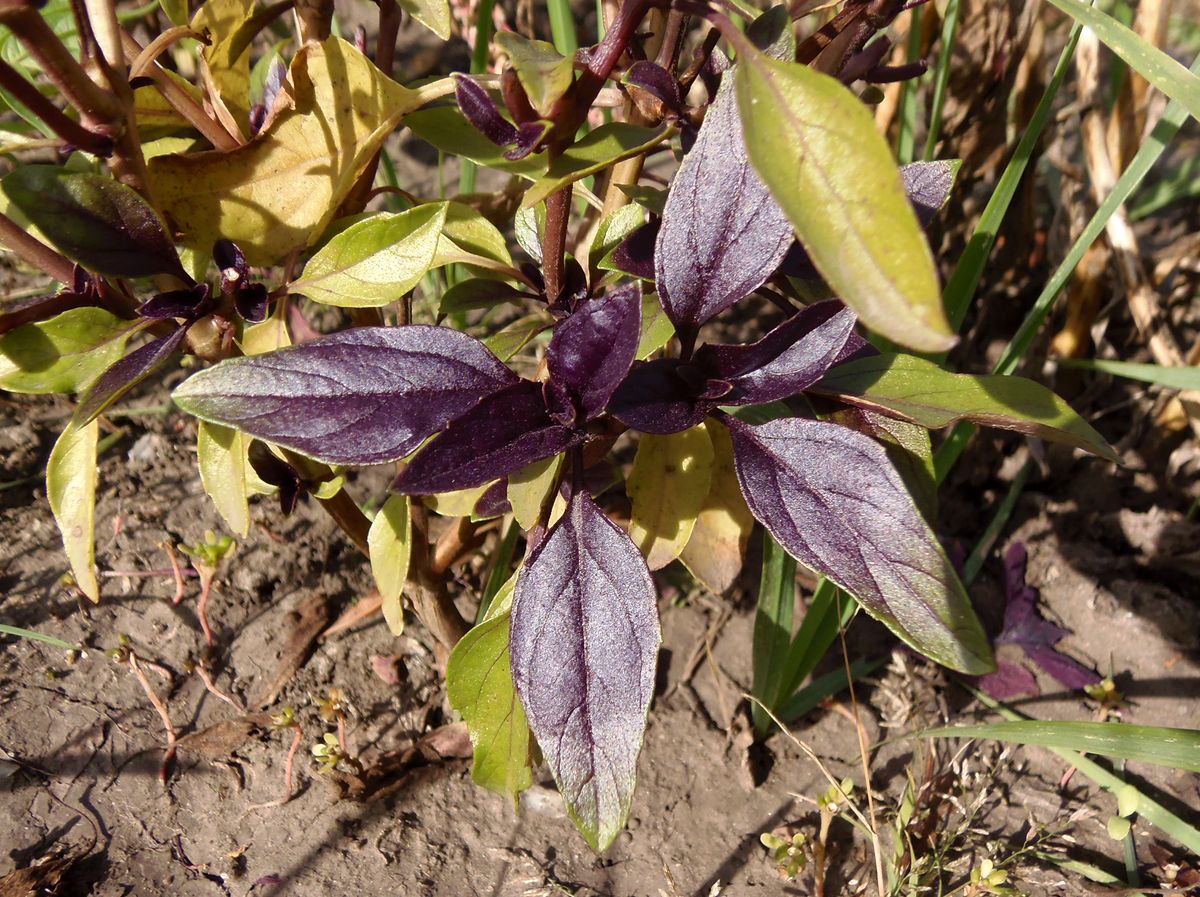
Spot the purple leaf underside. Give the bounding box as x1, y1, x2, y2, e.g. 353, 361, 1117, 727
546, 285, 642, 421
612, 221, 658, 279
505, 122, 550, 160
625, 61, 683, 116
510, 489, 660, 851
695, 301, 857, 405
901, 160, 958, 227
724, 415, 994, 674
392, 381, 583, 495
171, 326, 517, 466
455, 75, 519, 146
78, 324, 189, 422
655, 79, 793, 330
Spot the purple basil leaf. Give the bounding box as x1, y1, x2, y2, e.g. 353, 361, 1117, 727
503, 121, 550, 160
976, 661, 1040, 701
172, 326, 518, 466
77, 324, 189, 423
213, 239, 248, 278
474, 479, 512, 519
248, 440, 303, 515
392, 381, 583, 495
624, 61, 683, 116
611, 220, 658, 280
260, 58, 286, 116
234, 282, 270, 322
655, 79, 793, 330
979, 542, 1099, 695
607, 358, 720, 435
546, 285, 642, 420
510, 488, 660, 851
693, 301, 857, 405
722, 414, 994, 674
455, 75, 520, 147
139, 283, 212, 320
901, 160, 960, 228
1, 166, 187, 280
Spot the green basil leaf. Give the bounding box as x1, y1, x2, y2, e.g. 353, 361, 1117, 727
735, 54, 954, 352
814, 354, 1120, 462
0, 307, 131, 394
291, 203, 448, 307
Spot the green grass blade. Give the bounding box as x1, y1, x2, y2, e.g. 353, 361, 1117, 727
1057, 357, 1200, 391
947, 689, 1200, 855
477, 517, 521, 623
921, 720, 1200, 771
777, 579, 859, 705
0, 623, 76, 650
961, 456, 1032, 586
547, 0, 578, 55
895, 6, 924, 164
1046, 0, 1200, 122
934, 51, 1200, 483
940, 20, 1083, 333
1129, 155, 1200, 219
779, 656, 883, 723
921, 0, 961, 161
751, 532, 797, 735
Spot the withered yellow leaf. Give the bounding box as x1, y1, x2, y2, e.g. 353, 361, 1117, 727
191, 0, 255, 128
149, 37, 423, 266
627, 425, 714, 571
680, 421, 755, 594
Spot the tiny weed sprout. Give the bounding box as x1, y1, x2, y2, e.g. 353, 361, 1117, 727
5, 0, 1197, 875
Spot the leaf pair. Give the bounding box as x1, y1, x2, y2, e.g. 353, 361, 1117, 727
393, 285, 642, 494
610, 299, 858, 434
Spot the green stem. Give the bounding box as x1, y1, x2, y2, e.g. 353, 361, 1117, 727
895, 5, 923, 164
547, 0, 579, 55
921, 0, 960, 161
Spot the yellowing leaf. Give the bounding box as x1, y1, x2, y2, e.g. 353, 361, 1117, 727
368, 494, 412, 635
0, 307, 130, 395
735, 54, 955, 353
47, 418, 99, 602
291, 203, 448, 307
399, 0, 451, 39
680, 422, 754, 593
637, 293, 674, 359
240, 311, 292, 355
191, 0, 255, 127
197, 422, 251, 537
149, 37, 424, 266
495, 32, 574, 116
627, 425, 714, 570
425, 481, 495, 518
433, 201, 513, 268
507, 453, 563, 530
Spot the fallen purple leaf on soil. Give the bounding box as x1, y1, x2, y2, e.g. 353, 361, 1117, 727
974, 543, 1100, 699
